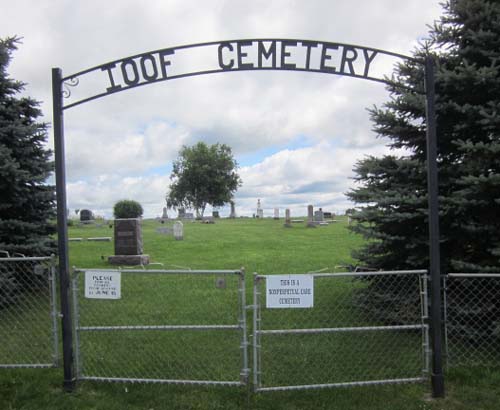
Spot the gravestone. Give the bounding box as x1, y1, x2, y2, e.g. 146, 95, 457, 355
274, 208, 279, 220
161, 207, 168, 219
323, 211, 332, 219
284, 208, 292, 228
256, 199, 264, 218
212, 211, 220, 218
178, 208, 186, 219
156, 227, 173, 235
114, 219, 142, 254
229, 201, 236, 219
307, 205, 316, 228
109, 218, 149, 265
314, 208, 324, 222
184, 212, 194, 220
80, 209, 94, 222
173, 221, 184, 240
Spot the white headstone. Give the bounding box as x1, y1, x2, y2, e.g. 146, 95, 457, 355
173, 221, 184, 240
274, 208, 279, 219
257, 199, 263, 218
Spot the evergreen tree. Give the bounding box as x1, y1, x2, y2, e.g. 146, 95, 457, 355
347, 0, 500, 340
0, 37, 56, 256
348, 0, 500, 275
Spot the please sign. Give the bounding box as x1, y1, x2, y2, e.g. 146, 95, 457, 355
85, 271, 121, 299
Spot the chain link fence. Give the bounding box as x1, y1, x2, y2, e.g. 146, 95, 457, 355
444, 273, 500, 368
0, 256, 59, 368
4, 254, 499, 390
252, 270, 429, 391
72, 268, 248, 385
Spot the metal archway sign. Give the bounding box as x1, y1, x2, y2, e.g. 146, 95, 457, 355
52, 38, 444, 396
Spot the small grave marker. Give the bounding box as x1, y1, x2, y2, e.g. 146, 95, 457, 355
307, 205, 316, 228
156, 227, 173, 235
284, 208, 292, 228
173, 221, 184, 240
229, 201, 236, 219
314, 208, 324, 222
274, 208, 279, 220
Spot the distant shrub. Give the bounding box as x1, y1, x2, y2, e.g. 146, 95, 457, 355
113, 200, 143, 219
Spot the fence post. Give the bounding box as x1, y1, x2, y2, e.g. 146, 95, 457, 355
49, 255, 60, 367
442, 275, 449, 369
239, 268, 249, 384
52, 67, 75, 391
252, 273, 260, 390
424, 55, 445, 398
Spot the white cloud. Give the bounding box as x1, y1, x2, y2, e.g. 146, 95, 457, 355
232, 142, 394, 217
68, 174, 171, 218
1, 0, 443, 217
65, 120, 191, 180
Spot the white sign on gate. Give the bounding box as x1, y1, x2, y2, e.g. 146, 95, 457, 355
85, 271, 121, 299
266, 274, 314, 308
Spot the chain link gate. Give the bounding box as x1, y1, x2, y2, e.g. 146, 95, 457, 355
72, 268, 248, 385
444, 273, 500, 368
0, 256, 59, 368
252, 270, 429, 391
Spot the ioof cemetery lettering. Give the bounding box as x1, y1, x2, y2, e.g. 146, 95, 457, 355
100, 40, 379, 97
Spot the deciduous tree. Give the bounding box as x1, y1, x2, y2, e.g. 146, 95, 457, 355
166, 142, 241, 218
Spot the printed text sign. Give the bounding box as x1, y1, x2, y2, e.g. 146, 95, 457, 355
266, 274, 314, 308
85, 271, 121, 299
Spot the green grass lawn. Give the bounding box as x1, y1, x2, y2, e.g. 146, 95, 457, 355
67, 216, 362, 272
1, 217, 499, 409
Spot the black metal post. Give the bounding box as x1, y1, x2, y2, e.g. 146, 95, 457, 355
424, 56, 445, 398
52, 68, 75, 391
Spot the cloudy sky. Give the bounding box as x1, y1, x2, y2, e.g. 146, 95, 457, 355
1, 0, 442, 218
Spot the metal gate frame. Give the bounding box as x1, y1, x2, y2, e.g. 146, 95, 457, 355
72, 268, 249, 386
0, 256, 59, 369
252, 270, 430, 392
